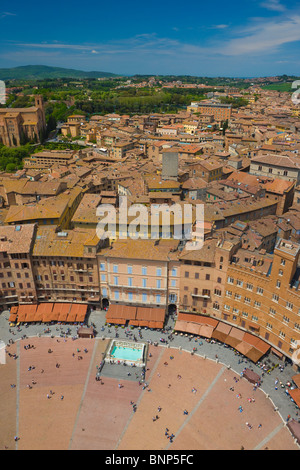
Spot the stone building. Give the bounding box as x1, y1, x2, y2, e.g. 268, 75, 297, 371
0, 95, 46, 146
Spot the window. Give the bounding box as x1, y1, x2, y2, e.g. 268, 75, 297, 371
171, 268, 177, 277
171, 279, 176, 287
156, 267, 162, 276
185, 271, 189, 278
142, 292, 147, 302
246, 283, 253, 291
269, 307, 276, 316
128, 277, 133, 287
281, 259, 285, 266
113, 265, 118, 273
142, 266, 147, 275
101, 274, 106, 282
156, 294, 161, 304
114, 290, 120, 300
244, 297, 251, 304
142, 278, 147, 288
276, 280, 281, 289
237, 280, 243, 287
127, 265, 133, 274
113, 276, 118, 286
227, 276, 234, 284
205, 274, 210, 280
156, 279, 161, 289
254, 301, 261, 308
286, 302, 293, 311
257, 287, 264, 295
102, 287, 107, 297
226, 290, 232, 297
272, 294, 279, 303
128, 292, 133, 301
100, 262, 105, 271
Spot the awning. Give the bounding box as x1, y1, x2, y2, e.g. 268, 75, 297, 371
246, 348, 266, 363
235, 342, 253, 356
241, 333, 270, 362
148, 321, 164, 329
17, 304, 31, 323
57, 303, 72, 322
75, 304, 88, 323
288, 389, 300, 408
224, 327, 245, 348
174, 320, 188, 332
122, 305, 137, 321
43, 303, 54, 322
199, 325, 214, 338
254, 338, 270, 355
51, 303, 64, 322
271, 347, 284, 359
243, 332, 261, 347
8, 306, 18, 322
24, 304, 38, 322
67, 303, 80, 322
135, 306, 166, 328
292, 374, 300, 388
106, 304, 137, 325
178, 312, 218, 328
108, 318, 126, 325
34, 303, 54, 322
186, 322, 201, 335
212, 322, 232, 342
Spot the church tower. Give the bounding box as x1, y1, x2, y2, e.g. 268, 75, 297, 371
35, 95, 46, 130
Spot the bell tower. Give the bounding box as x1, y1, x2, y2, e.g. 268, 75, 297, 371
35, 94, 46, 130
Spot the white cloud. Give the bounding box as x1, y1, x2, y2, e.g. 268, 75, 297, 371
260, 0, 286, 12
221, 14, 300, 55
0, 11, 16, 19
212, 24, 229, 29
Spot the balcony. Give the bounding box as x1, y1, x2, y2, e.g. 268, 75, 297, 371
109, 283, 167, 291
191, 292, 211, 299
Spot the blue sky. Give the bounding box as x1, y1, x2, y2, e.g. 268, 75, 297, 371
0, 0, 300, 76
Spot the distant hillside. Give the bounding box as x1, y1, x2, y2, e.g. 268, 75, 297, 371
0, 65, 119, 80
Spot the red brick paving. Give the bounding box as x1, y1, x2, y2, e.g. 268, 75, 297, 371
0, 338, 298, 450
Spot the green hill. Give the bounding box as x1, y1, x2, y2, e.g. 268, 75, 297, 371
0, 65, 119, 80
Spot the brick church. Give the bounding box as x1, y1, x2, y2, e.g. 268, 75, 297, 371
0, 95, 46, 147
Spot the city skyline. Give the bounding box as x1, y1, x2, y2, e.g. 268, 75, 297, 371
0, 0, 300, 77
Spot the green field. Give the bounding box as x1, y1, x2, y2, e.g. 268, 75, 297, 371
262, 82, 294, 92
